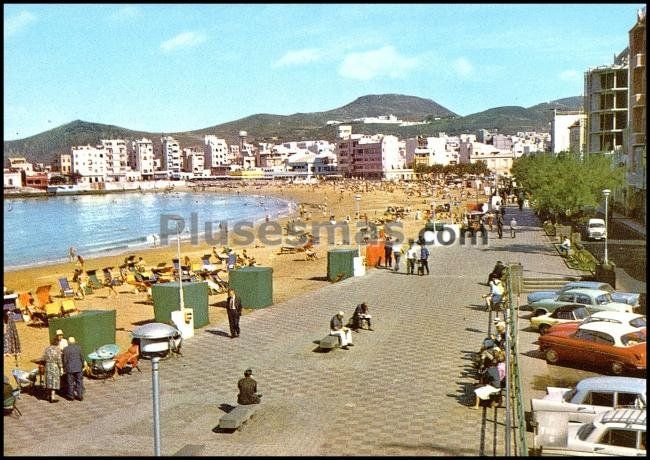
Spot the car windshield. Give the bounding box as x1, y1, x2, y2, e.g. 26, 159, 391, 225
630, 317, 646, 328
574, 307, 591, 319
577, 422, 596, 441
621, 330, 646, 346
589, 222, 605, 228
595, 293, 612, 305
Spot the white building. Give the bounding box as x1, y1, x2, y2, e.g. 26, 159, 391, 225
551, 110, 587, 153
203, 135, 229, 169
161, 136, 181, 176
5, 157, 33, 175
71, 145, 108, 183
182, 148, 205, 175
100, 139, 130, 179
3, 169, 23, 188
128, 138, 155, 178
459, 141, 515, 176
335, 127, 403, 179
405, 135, 459, 167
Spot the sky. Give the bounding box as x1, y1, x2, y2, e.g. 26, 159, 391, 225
4, 3, 645, 141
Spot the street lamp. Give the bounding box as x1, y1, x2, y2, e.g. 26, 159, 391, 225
602, 189, 611, 265
354, 194, 361, 255
132, 322, 179, 456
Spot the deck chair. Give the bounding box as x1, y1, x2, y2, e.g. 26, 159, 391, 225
35, 285, 53, 308
58, 277, 75, 297
11, 368, 38, 397
86, 270, 104, 290
172, 259, 192, 282
45, 300, 63, 319
61, 299, 78, 316
3, 386, 21, 417
124, 272, 150, 293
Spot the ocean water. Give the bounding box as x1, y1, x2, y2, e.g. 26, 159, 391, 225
3, 191, 294, 270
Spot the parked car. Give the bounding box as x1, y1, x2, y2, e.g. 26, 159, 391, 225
586, 218, 607, 240
581, 311, 646, 330
530, 304, 592, 334
529, 288, 637, 317
538, 321, 646, 375
531, 376, 646, 428
535, 408, 646, 456
526, 281, 640, 307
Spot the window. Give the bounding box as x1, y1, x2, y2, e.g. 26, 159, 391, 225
575, 295, 592, 305
585, 391, 615, 406
616, 392, 640, 408
558, 294, 574, 302
600, 428, 638, 448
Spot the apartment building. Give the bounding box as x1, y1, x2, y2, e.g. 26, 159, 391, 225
405, 135, 459, 167
568, 120, 587, 156
551, 110, 587, 153
53, 153, 72, 175
182, 148, 205, 175
5, 157, 34, 174
584, 49, 629, 154
459, 141, 514, 176
71, 145, 107, 183
627, 6, 646, 223
203, 135, 229, 169
160, 136, 181, 176
100, 139, 129, 179
335, 126, 403, 179
128, 138, 155, 178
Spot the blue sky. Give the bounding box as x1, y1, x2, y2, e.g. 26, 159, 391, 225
4, 3, 645, 140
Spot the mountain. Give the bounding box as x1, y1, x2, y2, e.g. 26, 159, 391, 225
3, 94, 579, 166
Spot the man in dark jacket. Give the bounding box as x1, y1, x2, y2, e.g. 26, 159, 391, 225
62, 336, 85, 401
237, 368, 261, 405
226, 288, 243, 338
383, 236, 393, 269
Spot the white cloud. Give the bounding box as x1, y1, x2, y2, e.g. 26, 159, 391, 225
338, 46, 419, 80
274, 48, 324, 67
452, 57, 474, 78
160, 31, 207, 52
4, 11, 36, 37
109, 6, 141, 21
559, 69, 579, 81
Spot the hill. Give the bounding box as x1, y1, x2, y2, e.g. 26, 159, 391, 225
3, 94, 580, 166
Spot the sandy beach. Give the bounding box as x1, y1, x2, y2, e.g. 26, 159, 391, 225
3, 180, 476, 378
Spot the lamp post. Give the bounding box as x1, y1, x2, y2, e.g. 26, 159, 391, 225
602, 189, 611, 265
354, 194, 361, 255
132, 323, 178, 456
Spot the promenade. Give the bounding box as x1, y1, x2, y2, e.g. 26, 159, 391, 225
4, 205, 635, 456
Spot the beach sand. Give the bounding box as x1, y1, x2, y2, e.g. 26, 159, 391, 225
3, 180, 476, 377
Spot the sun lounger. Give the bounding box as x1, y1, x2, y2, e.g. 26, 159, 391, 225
44, 300, 63, 319
61, 299, 78, 316
58, 277, 75, 297
35, 285, 53, 308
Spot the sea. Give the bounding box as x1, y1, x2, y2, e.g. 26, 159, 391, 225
3, 191, 295, 270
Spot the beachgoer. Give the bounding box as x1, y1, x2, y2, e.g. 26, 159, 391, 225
383, 236, 393, 268
419, 244, 430, 275
392, 239, 404, 272
509, 217, 517, 238
226, 288, 242, 338
559, 237, 571, 257
237, 368, 261, 405
55, 329, 69, 351
115, 339, 139, 375
41, 337, 63, 403
406, 241, 420, 275
62, 337, 85, 401
68, 246, 77, 262
330, 311, 353, 349
3, 309, 21, 364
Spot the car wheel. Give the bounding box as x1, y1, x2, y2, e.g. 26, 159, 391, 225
538, 324, 550, 335
545, 349, 559, 364
610, 361, 624, 376
533, 309, 546, 317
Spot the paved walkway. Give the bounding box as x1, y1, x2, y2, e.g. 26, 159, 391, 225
2, 206, 619, 456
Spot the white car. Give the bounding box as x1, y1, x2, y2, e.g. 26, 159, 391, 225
581, 311, 646, 330
587, 218, 607, 240
536, 408, 646, 456
531, 376, 646, 426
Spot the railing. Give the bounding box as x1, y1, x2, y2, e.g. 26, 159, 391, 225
504, 264, 528, 456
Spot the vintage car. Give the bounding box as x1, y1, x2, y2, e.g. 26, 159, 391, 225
586, 218, 607, 241
535, 408, 646, 456
538, 321, 646, 375
581, 311, 646, 330
531, 376, 646, 428
530, 304, 592, 334
526, 281, 640, 307
529, 288, 636, 317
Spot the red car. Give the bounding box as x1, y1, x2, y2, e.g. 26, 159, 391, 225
538, 321, 646, 376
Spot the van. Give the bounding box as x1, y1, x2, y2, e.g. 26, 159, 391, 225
587, 218, 606, 240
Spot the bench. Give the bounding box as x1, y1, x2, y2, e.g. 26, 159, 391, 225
218, 404, 259, 430
319, 334, 340, 350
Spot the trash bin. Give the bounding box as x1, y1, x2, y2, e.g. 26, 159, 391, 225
152, 281, 210, 328
327, 248, 357, 281
228, 266, 273, 309
364, 240, 385, 268
48, 310, 116, 358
